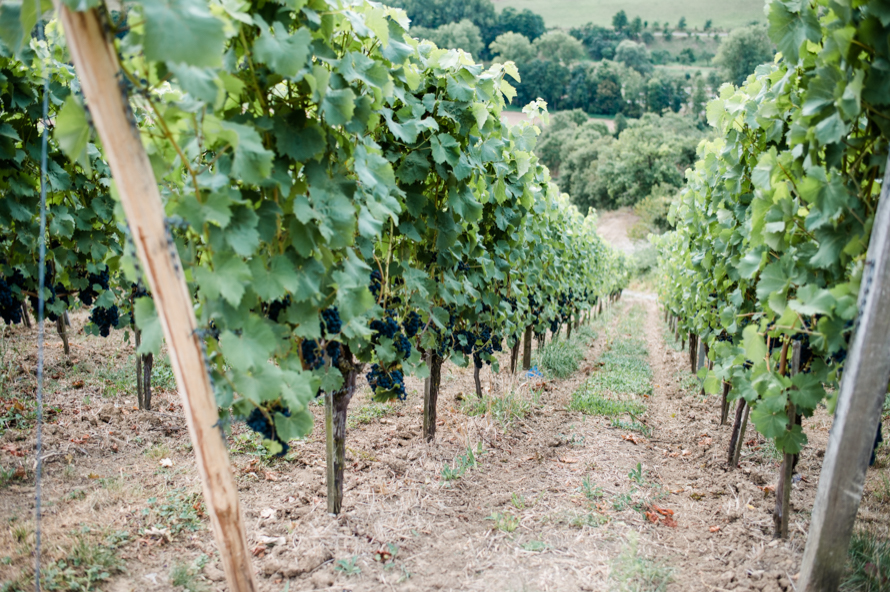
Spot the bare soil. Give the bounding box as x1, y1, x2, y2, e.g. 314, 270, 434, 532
595, 209, 642, 255
2, 296, 889, 592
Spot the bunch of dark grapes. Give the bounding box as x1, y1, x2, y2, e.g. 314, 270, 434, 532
394, 332, 412, 357
456, 261, 470, 273
320, 306, 341, 335
452, 329, 476, 355
369, 270, 382, 299
366, 363, 407, 400
325, 341, 342, 365
370, 315, 399, 341
301, 339, 324, 370
0, 273, 24, 325
550, 320, 560, 334
29, 286, 59, 322
267, 296, 290, 323
80, 268, 110, 306
90, 305, 120, 337
402, 311, 422, 338
244, 404, 291, 456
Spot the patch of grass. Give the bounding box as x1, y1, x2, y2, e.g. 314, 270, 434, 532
570, 384, 646, 418
2, 529, 128, 592
170, 555, 210, 592
534, 338, 585, 379
460, 390, 532, 430
842, 529, 890, 591
573, 325, 598, 345
348, 402, 395, 428
145, 443, 171, 460
151, 356, 177, 391
441, 443, 486, 485
487, 511, 520, 533
611, 533, 673, 592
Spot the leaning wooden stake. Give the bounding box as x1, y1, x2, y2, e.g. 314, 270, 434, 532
799, 154, 890, 591
732, 402, 750, 470
422, 354, 443, 442
56, 8, 257, 592
55, 316, 70, 356
772, 340, 798, 539
522, 325, 533, 371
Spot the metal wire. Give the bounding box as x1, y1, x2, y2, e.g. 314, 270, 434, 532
34, 8, 51, 592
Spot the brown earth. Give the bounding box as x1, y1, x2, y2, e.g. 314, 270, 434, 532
1, 296, 888, 592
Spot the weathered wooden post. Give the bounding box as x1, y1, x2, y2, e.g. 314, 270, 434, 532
56, 7, 257, 591
522, 325, 533, 371
798, 155, 890, 590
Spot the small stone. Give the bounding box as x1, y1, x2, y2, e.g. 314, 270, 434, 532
203, 566, 226, 582
310, 570, 334, 588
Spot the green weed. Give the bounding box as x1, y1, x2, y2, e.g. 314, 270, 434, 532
580, 476, 604, 501
441, 443, 486, 485
141, 489, 204, 536
842, 529, 890, 591
335, 556, 362, 576
520, 540, 549, 552
487, 512, 520, 533
611, 533, 673, 592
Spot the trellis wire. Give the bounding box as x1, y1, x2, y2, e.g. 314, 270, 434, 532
34, 4, 51, 591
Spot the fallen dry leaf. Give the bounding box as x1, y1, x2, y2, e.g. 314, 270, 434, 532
710, 526, 721, 533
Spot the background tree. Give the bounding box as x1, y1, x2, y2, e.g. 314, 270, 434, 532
489, 31, 535, 64
714, 25, 775, 86
612, 10, 629, 32
569, 23, 628, 60
677, 16, 687, 32
382, 0, 498, 45
615, 40, 652, 74
690, 74, 708, 121
515, 59, 571, 109
533, 31, 586, 64
497, 7, 546, 41
629, 17, 643, 37
413, 19, 484, 57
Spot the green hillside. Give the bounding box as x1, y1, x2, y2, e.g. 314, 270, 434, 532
493, 0, 767, 30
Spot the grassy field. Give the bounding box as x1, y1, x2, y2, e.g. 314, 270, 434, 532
493, 0, 767, 30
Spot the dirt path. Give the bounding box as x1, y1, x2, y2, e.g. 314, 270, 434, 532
2, 297, 888, 592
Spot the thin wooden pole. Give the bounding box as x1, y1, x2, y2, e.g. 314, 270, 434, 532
773, 340, 798, 539
56, 316, 70, 356
733, 403, 750, 469
522, 325, 533, 371
423, 354, 442, 442
56, 8, 256, 592
799, 155, 890, 591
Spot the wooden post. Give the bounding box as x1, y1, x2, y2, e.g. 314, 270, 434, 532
799, 155, 890, 591
325, 359, 359, 514
510, 338, 520, 374
720, 381, 731, 425
733, 403, 751, 469
773, 340, 798, 539
566, 316, 572, 340
727, 397, 746, 468
56, 8, 257, 592
473, 364, 483, 397
522, 325, 533, 371
423, 354, 442, 442
56, 316, 70, 356
21, 301, 32, 328
688, 333, 697, 374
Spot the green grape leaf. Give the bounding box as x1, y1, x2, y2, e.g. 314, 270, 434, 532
789, 372, 827, 411
254, 21, 311, 78
134, 297, 164, 355
750, 395, 789, 439
742, 325, 766, 364
275, 410, 313, 442
321, 88, 356, 126
219, 318, 278, 373
767, 0, 821, 64
54, 96, 91, 171
775, 423, 807, 454
788, 284, 835, 316
142, 0, 226, 67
